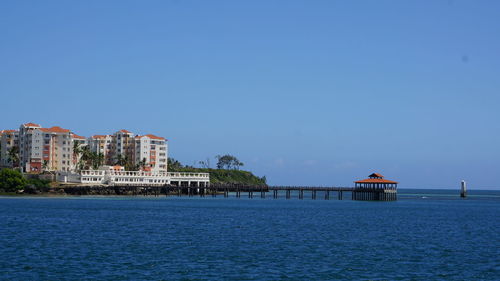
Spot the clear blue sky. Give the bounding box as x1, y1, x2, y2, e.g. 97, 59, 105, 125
1, 1, 499, 189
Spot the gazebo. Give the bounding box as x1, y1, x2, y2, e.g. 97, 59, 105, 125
353, 173, 398, 201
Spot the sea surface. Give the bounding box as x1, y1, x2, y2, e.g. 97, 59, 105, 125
0, 189, 499, 280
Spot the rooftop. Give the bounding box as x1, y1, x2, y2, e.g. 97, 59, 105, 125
71, 133, 86, 140
92, 135, 109, 139
355, 173, 398, 184
39, 126, 71, 133
23, 122, 41, 127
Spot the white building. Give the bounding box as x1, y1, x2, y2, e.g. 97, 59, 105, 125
88, 135, 113, 163
79, 168, 209, 187
135, 134, 168, 173
1, 122, 207, 187
87, 130, 168, 173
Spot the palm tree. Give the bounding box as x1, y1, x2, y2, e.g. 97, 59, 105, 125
8, 146, 20, 169
97, 152, 104, 167
79, 146, 92, 169
90, 152, 104, 170
133, 158, 147, 171
72, 142, 82, 170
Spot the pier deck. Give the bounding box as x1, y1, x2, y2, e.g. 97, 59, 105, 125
62, 184, 397, 201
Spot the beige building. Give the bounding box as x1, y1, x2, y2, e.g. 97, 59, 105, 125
87, 130, 168, 173
88, 135, 113, 164
0, 129, 20, 168
1, 123, 168, 174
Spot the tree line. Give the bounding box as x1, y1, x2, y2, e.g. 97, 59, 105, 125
169, 154, 244, 171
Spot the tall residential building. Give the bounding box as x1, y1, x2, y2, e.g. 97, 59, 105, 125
36, 126, 73, 172
112, 129, 135, 165
0, 129, 20, 168
87, 130, 168, 173
1, 123, 83, 173
135, 134, 168, 172
86, 130, 168, 172
18, 122, 43, 172
1, 123, 168, 173
88, 135, 113, 164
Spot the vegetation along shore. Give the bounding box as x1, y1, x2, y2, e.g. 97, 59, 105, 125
0, 154, 266, 196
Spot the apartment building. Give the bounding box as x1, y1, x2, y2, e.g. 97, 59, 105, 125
1, 123, 168, 174
113, 129, 135, 165
86, 130, 168, 173
18, 122, 45, 172
135, 134, 168, 172
88, 135, 113, 164
0, 129, 20, 167
36, 126, 74, 172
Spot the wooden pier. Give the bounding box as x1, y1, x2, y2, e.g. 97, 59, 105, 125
62, 182, 396, 201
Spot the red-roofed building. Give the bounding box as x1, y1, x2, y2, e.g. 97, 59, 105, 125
87, 130, 167, 172
135, 134, 168, 172
2, 123, 170, 174
353, 173, 398, 201
88, 134, 113, 165
18, 123, 75, 173
23, 122, 41, 128
354, 173, 398, 186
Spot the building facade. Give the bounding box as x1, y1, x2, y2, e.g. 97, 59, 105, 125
1, 123, 168, 174
0, 129, 20, 168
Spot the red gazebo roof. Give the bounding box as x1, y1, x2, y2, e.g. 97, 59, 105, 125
355, 178, 398, 184
355, 173, 398, 184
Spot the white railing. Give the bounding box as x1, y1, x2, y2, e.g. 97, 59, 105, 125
167, 172, 209, 178
78, 170, 210, 185
81, 170, 106, 176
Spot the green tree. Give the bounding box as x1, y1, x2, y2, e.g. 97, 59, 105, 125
115, 154, 126, 166
77, 146, 92, 170
90, 152, 104, 170
72, 141, 82, 170
0, 168, 28, 192
167, 158, 183, 171
216, 154, 244, 170
136, 158, 147, 171
8, 146, 20, 169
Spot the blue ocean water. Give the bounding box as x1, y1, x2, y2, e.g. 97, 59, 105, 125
0, 189, 499, 280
